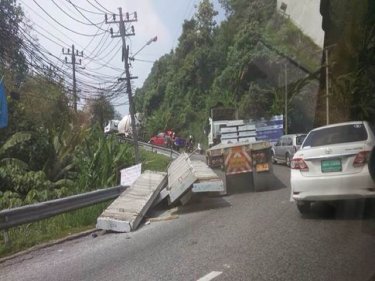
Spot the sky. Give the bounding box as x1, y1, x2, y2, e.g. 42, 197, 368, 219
19, 0, 225, 116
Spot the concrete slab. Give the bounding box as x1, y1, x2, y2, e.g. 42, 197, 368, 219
167, 153, 197, 204
96, 170, 167, 232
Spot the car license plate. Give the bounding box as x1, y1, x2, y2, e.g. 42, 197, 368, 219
256, 163, 269, 172
321, 159, 342, 173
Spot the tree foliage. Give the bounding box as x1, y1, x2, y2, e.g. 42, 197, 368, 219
135, 0, 321, 141
0, 1, 133, 209
0, 0, 28, 85
83, 94, 115, 130
316, 0, 375, 125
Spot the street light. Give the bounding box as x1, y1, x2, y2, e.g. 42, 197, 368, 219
130, 36, 158, 61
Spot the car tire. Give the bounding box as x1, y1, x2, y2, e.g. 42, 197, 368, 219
297, 201, 311, 214
286, 154, 291, 167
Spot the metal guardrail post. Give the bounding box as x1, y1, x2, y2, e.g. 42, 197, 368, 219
2, 229, 10, 246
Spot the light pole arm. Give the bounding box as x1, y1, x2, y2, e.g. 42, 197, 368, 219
130, 36, 157, 60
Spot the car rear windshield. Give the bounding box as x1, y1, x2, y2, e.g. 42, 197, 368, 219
302, 124, 368, 148
296, 135, 306, 145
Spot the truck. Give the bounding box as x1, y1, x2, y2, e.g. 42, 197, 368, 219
115, 113, 142, 137
104, 120, 120, 134
206, 106, 283, 167
206, 140, 273, 192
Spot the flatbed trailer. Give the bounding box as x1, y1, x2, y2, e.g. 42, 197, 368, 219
206, 141, 273, 192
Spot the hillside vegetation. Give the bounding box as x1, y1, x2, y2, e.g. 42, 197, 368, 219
135, 0, 322, 144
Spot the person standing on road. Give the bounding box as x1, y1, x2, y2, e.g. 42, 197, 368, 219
186, 135, 194, 152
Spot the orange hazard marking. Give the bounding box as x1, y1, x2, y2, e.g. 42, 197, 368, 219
224, 147, 252, 175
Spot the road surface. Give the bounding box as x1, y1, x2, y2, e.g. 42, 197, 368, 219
1, 163, 375, 281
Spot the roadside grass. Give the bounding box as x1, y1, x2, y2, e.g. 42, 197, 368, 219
140, 150, 172, 172
0, 201, 111, 258
0, 150, 171, 258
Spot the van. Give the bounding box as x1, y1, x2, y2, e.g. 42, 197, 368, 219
272, 134, 306, 166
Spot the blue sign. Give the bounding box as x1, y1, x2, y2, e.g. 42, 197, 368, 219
256, 115, 283, 144
0, 80, 8, 128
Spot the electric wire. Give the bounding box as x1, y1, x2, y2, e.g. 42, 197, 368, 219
32, 0, 106, 37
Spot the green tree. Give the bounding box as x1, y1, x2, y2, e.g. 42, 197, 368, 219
135, 0, 321, 142
0, 0, 28, 86
20, 75, 71, 132
84, 94, 115, 130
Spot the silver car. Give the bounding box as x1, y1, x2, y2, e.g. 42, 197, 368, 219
272, 134, 307, 166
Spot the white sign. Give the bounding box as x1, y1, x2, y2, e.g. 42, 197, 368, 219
120, 163, 142, 186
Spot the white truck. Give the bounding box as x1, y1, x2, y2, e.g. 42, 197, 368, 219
208, 107, 258, 147
104, 120, 120, 134
104, 114, 141, 136
107, 113, 142, 137
206, 106, 283, 168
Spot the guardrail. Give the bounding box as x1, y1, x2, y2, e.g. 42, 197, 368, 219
0, 185, 127, 231
0, 139, 179, 243
120, 137, 180, 159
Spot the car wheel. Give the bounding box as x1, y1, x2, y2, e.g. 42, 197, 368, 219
297, 201, 311, 214
285, 154, 291, 167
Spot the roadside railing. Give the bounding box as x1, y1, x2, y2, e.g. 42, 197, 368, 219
119, 137, 181, 159
0, 140, 180, 244
0, 185, 128, 232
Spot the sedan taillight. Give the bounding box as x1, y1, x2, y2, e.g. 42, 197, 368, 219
353, 151, 370, 167
291, 158, 309, 171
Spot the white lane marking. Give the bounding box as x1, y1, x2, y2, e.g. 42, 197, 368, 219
197, 271, 223, 281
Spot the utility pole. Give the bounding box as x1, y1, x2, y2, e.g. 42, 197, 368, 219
284, 63, 288, 134
325, 47, 330, 125
63, 45, 83, 112
322, 44, 336, 125
106, 9, 140, 163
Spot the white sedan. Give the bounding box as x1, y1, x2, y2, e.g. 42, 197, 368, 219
290, 121, 375, 214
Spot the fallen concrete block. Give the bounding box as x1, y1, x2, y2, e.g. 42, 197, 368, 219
96, 170, 167, 232
167, 153, 197, 204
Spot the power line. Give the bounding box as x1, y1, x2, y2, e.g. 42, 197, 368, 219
19, 0, 87, 48
81, 21, 108, 52
32, 0, 106, 37
64, 0, 104, 15
86, 0, 112, 14
50, 0, 104, 26
93, 0, 113, 14
67, 1, 108, 31
84, 43, 123, 71
84, 36, 120, 64
14, 17, 123, 101
132, 58, 156, 63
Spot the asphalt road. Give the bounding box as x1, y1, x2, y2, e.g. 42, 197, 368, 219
1, 163, 375, 281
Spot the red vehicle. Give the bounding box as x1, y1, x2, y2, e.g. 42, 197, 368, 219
149, 130, 186, 149
149, 132, 168, 146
